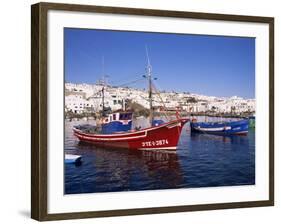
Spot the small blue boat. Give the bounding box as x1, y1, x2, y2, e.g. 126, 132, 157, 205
190, 119, 249, 135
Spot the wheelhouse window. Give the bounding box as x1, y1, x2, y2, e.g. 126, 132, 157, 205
119, 113, 132, 120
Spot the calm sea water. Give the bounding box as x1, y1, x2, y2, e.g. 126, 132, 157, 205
64, 117, 255, 194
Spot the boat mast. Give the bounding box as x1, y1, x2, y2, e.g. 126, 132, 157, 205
101, 56, 106, 117
101, 86, 105, 116
146, 46, 153, 126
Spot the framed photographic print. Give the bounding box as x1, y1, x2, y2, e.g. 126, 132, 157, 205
31, 2, 274, 221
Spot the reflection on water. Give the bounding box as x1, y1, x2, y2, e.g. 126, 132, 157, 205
65, 117, 255, 194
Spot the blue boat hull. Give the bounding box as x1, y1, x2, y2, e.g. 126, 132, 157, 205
190, 119, 249, 135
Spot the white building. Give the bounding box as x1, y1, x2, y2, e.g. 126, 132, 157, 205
64, 82, 255, 115
65, 91, 88, 114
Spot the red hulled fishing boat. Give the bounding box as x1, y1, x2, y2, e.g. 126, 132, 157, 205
73, 48, 188, 150
73, 118, 188, 150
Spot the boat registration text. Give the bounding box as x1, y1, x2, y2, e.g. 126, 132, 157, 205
142, 139, 169, 147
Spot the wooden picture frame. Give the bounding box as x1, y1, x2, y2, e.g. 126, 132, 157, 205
31, 2, 274, 221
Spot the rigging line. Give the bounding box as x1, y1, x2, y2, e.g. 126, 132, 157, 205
123, 79, 147, 89
137, 93, 150, 102
137, 93, 166, 103
152, 81, 176, 119
110, 74, 144, 86
118, 77, 146, 87
87, 79, 146, 100
87, 86, 106, 100
151, 82, 170, 120
145, 45, 151, 67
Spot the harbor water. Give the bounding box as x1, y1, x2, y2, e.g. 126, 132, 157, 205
64, 117, 255, 194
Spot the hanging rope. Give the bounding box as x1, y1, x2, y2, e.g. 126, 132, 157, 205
151, 82, 170, 121
118, 77, 146, 88
86, 77, 146, 99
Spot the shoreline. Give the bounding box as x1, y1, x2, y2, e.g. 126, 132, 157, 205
65, 112, 255, 121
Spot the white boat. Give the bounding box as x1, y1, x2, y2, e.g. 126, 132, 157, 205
65, 154, 82, 164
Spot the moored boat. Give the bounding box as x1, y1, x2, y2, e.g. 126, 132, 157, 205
65, 154, 82, 164
190, 119, 249, 135
73, 48, 188, 150
73, 118, 188, 150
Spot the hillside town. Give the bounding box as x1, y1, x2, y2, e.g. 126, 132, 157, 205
65, 82, 255, 117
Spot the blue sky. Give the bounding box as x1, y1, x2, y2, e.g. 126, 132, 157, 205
64, 28, 255, 99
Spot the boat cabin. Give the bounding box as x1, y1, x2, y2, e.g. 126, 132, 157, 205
101, 111, 133, 134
